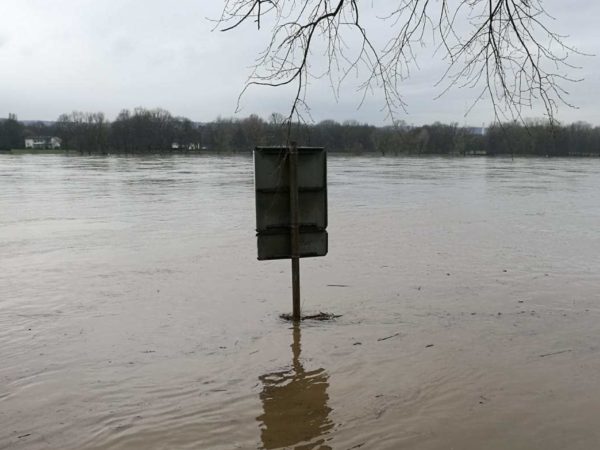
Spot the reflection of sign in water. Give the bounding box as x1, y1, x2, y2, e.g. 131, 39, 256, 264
257, 326, 334, 449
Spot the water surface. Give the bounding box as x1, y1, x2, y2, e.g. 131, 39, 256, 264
1, 154, 600, 449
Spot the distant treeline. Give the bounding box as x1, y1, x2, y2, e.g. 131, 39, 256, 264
2, 108, 600, 156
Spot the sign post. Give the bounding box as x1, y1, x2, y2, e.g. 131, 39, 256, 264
288, 142, 301, 321
254, 144, 327, 321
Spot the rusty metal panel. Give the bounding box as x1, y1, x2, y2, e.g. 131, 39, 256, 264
257, 230, 328, 261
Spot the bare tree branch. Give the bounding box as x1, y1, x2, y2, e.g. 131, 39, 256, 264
217, 0, 584, 132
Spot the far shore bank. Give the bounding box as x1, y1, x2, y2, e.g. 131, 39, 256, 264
3, 148, 600, 158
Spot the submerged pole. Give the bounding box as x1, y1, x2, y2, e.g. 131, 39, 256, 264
289, 142, 301, 321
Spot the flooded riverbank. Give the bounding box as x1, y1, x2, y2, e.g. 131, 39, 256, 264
1, 155, 600, 449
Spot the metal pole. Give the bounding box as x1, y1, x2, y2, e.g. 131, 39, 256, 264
289, 142, 301, 321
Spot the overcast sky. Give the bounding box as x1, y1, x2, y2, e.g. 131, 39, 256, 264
0, 0, 597, 126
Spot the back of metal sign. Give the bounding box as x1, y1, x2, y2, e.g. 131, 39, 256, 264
254, 146, 327, 261
255, 147, 327, 231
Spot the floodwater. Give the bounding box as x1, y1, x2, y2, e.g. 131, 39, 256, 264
1, 154, 600, 450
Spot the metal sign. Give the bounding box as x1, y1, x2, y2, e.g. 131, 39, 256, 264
254, 144, 328, 321
254, 146, 327, 261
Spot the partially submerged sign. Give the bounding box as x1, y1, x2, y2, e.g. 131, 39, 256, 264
254, 146, 327, 261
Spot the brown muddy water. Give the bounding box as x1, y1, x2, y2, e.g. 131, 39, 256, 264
1, 154, 600, 450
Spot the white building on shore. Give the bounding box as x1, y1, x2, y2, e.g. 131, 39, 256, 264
24, 136, 62, 149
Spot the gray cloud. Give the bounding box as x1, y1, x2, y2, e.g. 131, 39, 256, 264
0, 0, 597, 125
